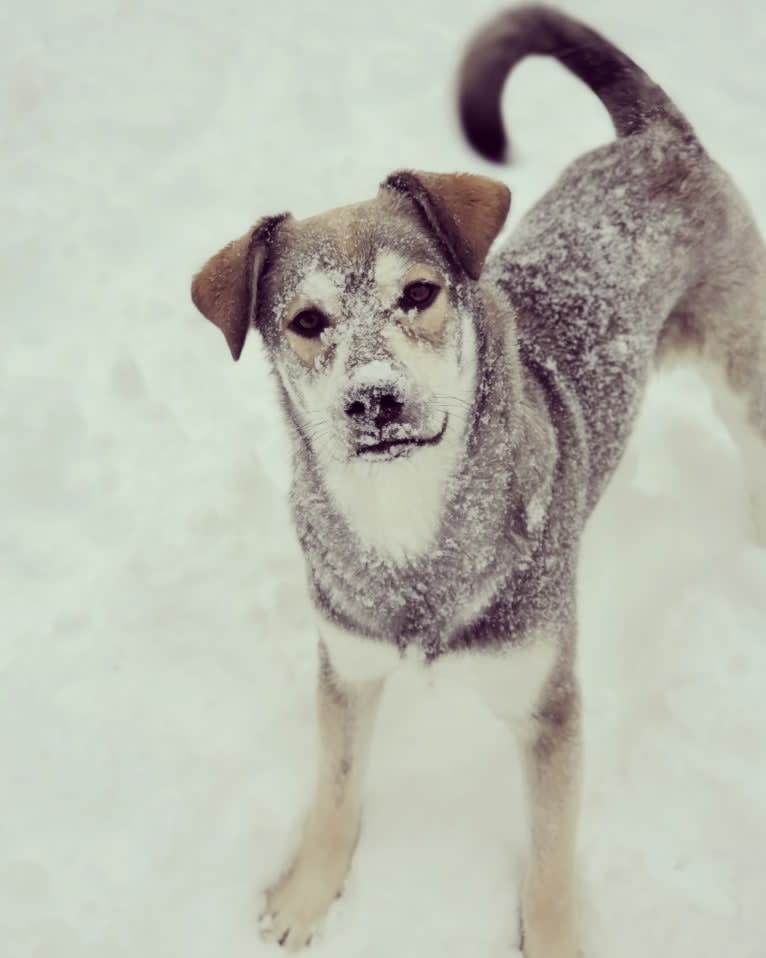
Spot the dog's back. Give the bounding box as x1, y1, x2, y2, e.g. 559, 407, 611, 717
460, 5, 766, 518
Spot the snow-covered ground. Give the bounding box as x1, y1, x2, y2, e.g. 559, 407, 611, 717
3, 1, 765, 955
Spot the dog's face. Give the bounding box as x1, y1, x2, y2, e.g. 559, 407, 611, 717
192, 171, 510, 556
261, 194, 471, 468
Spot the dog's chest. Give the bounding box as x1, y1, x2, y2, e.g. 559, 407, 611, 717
309, 533, 508, 655
292, 441, 521, 651
293, 360, 587, 655
319, 609, 557, 724
301, 496, 575, 659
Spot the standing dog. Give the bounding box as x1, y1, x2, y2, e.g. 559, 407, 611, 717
191, 6, 766, 955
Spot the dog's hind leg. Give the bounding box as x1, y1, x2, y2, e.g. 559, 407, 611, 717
260, 644, 384, 951
700, 358, 766, 543
657, 203, 766, 544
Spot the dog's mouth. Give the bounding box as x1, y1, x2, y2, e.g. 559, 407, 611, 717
354, 416, 448, 459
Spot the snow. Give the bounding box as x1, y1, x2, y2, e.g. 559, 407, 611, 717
297, 269, 342, 313
350, 359, 402, 387
2, 1, 765, 957
373, 249, 409, 295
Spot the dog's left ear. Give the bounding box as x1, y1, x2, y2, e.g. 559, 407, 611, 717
191, 213, 288, 361
382, 171, 510, 280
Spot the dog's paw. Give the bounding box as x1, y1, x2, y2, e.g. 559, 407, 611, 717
259, 851, 348, 952
522, 929, 578, 958
522, 941, 578, 958
521, 901, 578, 958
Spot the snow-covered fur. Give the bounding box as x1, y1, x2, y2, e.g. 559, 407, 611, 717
191, 6, 766, 956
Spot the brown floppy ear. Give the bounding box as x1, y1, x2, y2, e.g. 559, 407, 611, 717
382, 171, 510, 280
191, 213, 288, 361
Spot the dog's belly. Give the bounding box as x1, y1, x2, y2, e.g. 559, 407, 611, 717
318, 612, 557, 723
430, 633, 557, 722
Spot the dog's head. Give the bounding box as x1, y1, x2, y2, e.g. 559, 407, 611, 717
191, 171, 509, 553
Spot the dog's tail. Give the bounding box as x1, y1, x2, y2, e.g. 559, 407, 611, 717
458, 4, 693, 162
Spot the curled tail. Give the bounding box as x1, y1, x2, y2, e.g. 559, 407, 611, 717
458, 4, 692, 162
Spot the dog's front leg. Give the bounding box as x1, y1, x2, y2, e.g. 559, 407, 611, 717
261, 643, 384, 951
518, 679, 582, 958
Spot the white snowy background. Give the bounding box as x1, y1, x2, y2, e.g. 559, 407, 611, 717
3, 0, 765, 955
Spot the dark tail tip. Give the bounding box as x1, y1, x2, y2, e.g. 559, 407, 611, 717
458, 101, 509, 165
461, 130, 509, 165
459, 97, 510, 163
457, 29, 514, 164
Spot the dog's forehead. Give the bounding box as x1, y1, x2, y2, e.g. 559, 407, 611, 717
270, 193, 446, 296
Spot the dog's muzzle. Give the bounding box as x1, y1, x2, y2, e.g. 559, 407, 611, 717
342, 384, 448, 459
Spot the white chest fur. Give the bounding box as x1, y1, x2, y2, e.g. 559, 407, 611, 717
318, 614, 557, 725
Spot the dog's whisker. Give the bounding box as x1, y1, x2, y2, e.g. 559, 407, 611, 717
434, 396, 471, 408
301, 427, 335, 449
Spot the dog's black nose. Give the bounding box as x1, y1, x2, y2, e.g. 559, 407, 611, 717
344, 387, 404, 429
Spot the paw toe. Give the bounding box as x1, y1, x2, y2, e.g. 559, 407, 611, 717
259, 897, 314, 951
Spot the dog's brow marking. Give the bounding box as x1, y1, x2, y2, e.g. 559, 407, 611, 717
373, 249, 409, 301
300, 269, 343, 313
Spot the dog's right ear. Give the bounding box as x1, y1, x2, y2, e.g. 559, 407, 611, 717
191, 213, 288, 361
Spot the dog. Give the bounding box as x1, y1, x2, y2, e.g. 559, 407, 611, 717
190, 6, 766, 955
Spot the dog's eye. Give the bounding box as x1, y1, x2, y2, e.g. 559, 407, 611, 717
289, 309, 328, 339
400, 281, 439, 311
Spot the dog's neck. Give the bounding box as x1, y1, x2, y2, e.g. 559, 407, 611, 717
281, 288, 560, 648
